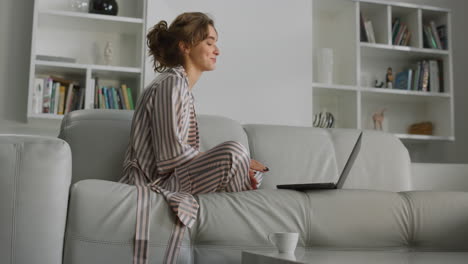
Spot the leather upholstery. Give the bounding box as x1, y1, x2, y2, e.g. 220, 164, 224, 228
0, 135, 71, 264
2, 110, 465, 264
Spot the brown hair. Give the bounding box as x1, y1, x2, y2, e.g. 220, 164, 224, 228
147, 12, 216, 73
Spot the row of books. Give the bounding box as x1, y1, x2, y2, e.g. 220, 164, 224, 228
393, 60, 443, 92
32, 76, 84, 115
93, 82, 135, 110
423, 21, 447, 50
392, 18, 412, 46
360, 13, 376, 43
31, 76, 135, 115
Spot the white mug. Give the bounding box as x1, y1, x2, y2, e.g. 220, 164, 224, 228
268, 232, 299, 253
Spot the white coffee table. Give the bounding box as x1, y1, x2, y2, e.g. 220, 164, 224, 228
242, 250, 468, 264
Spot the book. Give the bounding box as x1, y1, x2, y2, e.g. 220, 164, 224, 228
424, 25, 438, 49
438, 60, 444, 93
395, 69, 412, 90
77, 86, 85, 110
413, 61, 421, 91
127, 87, 134, 110
64, 83, 75, 114
54, 82, 61, 114
99, 87, 106, 109
437, 25, 448, 49
58, 85, 66, 115
107, 87, 115, 109
360, 12, 368, 42
85, 78, 96, 109
121, 84, 130, 110
33, 78, 44, 114
402, 31, 412, 46
111, 87, 120, 109
392, 18, 401, 44
102, 87, 110, 109
42, 78, 53, 113
116, 87, 124, 109
395, 24, 407, 45
50, 82, 58, 114
364, 20, 375, 43
94, 78, 100, 109
421, 60, 430, 91
429, 21, 443, 49
429, 60, 440, 93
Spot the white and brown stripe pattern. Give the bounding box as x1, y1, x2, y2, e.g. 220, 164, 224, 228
120, 66, 254, 264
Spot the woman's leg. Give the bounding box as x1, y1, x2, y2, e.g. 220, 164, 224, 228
175, 140, 253, 194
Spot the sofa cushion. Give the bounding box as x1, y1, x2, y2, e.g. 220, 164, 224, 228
64, 180, 193, 264
65, 179, 468, 264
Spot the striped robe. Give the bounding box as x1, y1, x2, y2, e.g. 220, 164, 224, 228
120, 66, 255, 264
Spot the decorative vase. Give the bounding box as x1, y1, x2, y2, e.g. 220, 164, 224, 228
89, 0, 119, 16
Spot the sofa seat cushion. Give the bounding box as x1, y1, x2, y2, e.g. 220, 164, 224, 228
64, 180, 193, 264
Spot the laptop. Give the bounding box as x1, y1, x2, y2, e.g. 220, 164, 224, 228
276, 131, 362, 191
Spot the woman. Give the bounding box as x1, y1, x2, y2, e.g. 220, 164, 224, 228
120, 12, 268, 264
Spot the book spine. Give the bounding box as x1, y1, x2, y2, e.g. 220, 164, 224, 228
33, 78, 44, 114
429, 60, 440, 93
392, 19, 400, 44
116, 87, 124, 109
64, 83, 75, 114
121, 84, 130, 110
407, 69, 413, 90
54, 82, 61, 114
429, 21, 442, 49
85, 78, 96, 109
421, 60, 430, 91
360, 12, 368, 42
58, 85, 66, 115
94, 78, 99, 109
107, 87, 115, 109
127, 87, 134, 110
99, 87, 106, 109
103, 87, 110, 109
111, 87, 119, 109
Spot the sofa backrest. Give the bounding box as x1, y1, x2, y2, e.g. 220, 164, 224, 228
244, 125, 412, 192
59, 110, 412, 191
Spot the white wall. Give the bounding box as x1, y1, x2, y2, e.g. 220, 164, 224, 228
144, 0, 313, 127
1, 0, 468, 163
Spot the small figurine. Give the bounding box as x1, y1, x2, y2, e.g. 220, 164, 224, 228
386, 67, 393, 89
374, 80, 384, 88
104, 41, 113, 65
372, 108, 386, 131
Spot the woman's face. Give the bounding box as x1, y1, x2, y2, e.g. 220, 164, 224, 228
186, 25, 220, 72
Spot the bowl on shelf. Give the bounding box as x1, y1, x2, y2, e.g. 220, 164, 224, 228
89, 0, 118, 16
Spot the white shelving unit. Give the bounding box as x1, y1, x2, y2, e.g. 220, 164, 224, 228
312, 0, 453, 141
27, 0, 147, 120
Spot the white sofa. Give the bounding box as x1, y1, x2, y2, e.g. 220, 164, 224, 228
2, 109, 468, 264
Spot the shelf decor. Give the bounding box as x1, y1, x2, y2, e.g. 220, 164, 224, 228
89, 0, 119, 16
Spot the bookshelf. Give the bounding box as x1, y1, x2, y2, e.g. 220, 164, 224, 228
27, 0, 147, 120
312, 0, 453, 141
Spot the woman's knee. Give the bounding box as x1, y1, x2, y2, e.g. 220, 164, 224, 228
217, 141, 249, 161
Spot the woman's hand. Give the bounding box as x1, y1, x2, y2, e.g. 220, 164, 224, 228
249, 159, 269, 189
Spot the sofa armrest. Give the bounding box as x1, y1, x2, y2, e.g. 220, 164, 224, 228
0, 135, 72, 264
